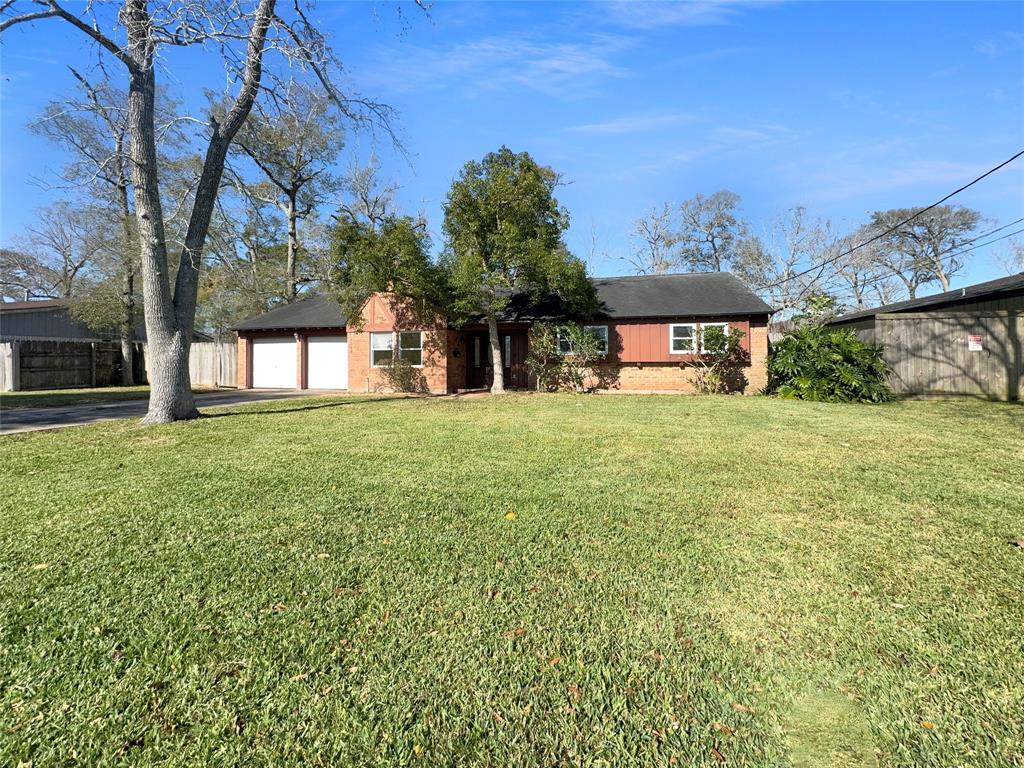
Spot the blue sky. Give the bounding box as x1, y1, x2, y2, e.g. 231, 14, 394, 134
2, 1, 1023, 288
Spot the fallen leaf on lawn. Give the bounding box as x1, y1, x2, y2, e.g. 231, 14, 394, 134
547, 656, 562, 667
493, 712, 505, 724
731, 702, 754, 714
503, 627, 526, 639
413, 744, 424, 757
527, 584, 542, 593
711, 722, 734, 736
272, 602, 287, 612
289, 673, 308, 682
1009, 539, 1024, 549
567, 683, 581, 699
710, 746, 726, 763
505, 511, 517, 521
31, 563, 49, 570
921, 720, 935, 730
891, 603, 907, 610
233, 715, 244, 735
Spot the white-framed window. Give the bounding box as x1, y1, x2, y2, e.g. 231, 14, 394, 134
698, 322, 729, 352
585, 325, 609, 355
370, 331, 393, 367
557, 325, 609, 355
398, 331, 423, 367
669, 323, 696, 354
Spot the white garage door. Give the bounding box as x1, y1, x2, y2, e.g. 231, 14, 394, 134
252, 337, 297, 388
307, 335, 348, 390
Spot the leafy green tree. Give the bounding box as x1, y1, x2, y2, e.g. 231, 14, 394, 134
768, 325, 893, 403
330, 214, 446, 329
691, 325, 748, 394
442, 146, 595, 393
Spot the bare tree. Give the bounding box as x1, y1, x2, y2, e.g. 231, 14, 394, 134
993, 240, 1024, 276
28, 72, 183, 383
625, 204, 675, 275
230, 81, 344, 301
732, 206, 836, 317
675, 190, 747, 272
336, 155, 398, 229
868, 205, 982, 298
1, 0, 395, 423
3, 202, 106, 299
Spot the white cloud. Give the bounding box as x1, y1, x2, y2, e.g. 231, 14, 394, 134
567, 111, 696, 134
363, 33, 634, 97
599, 0, 747, 30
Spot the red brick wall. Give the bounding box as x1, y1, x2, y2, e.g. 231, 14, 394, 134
347, 294, 450, 394
593, 321, 769, 393
236, 335, 250, 388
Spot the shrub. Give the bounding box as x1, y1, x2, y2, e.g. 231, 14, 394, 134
768, 325, 893, 403
526, 322, 606, 392
375, 357, 428, 393
691, 325, 748, 394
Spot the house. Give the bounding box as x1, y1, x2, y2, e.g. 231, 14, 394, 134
827, 272, 1024, 400
233, 272, 773, 394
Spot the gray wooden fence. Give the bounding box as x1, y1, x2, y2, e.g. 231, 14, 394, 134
1, 340, 237, 392
187, 342, 237, 388
877, 310, 1023, 401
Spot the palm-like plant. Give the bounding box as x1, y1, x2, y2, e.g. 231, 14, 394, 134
768, 326, 893, 403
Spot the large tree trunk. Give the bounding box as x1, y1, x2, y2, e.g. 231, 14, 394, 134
125, 21, 196, 423
118, 181, 136, 387
487, 313, 504, 394
123, 0, 274, 423
286, 193, 298, 301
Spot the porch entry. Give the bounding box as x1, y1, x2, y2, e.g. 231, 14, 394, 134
466, 330, 529, 389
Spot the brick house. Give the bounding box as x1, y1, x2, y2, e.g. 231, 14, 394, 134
233, 272, 773, 394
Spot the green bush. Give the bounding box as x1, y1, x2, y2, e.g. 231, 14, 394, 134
768, 325, 893, 403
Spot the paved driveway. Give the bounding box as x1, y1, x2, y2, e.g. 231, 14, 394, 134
0, 389, 341, 435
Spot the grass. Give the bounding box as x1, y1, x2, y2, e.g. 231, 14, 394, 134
1, 394, 1022, 767
0, 386, 219, 410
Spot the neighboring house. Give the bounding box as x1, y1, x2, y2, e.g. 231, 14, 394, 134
233, 273, 773, 394
827, 272, 1024, 401
0, 298, 211, 343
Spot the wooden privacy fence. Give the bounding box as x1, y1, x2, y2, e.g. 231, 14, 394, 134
876, 310, 1023, 401
187, 342, 237, 388
1, 340, 236, 392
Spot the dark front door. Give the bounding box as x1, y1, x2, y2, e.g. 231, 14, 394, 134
466, 331, 529, 389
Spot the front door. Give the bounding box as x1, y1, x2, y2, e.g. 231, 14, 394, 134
465, 331, 528, 389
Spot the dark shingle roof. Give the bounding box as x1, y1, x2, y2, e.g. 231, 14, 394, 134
233, 295, 347, 331
829, 272, 1024, 325
0, 298, 211, 341
496, 272, 773, 321
592, 272, 772, 318
232, 273, 772, 332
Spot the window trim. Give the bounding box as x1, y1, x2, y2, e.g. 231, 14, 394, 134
370, 330, 425, 368
583, 325, 609, 356
668, 323, 696, 355
698, 322, 730, 353
556, 325, 610, 356
398, 330, 424, 368
369, 331, 394, 368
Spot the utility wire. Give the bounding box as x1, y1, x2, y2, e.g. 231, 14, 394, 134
765, 148, 1024, 290
848, 225, 1024, 293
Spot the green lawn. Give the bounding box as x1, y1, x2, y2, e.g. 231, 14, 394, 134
0, 386, 219, 410
1, 394, 1022, 767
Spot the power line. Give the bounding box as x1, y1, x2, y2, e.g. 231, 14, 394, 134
849, 224, 1024, 293
765, 148, 1024, 290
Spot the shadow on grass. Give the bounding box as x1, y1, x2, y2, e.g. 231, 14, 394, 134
198, 394, 436, 420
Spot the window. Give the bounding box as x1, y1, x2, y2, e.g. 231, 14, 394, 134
503, 335, 511, 366
584, 325, 609, 355
698, 322, 729, 352
398, 331, 423, 366
669, 323, 695, 354
557, 325, 609, 355
370, 332, 393, 367
473, 336, 481, 367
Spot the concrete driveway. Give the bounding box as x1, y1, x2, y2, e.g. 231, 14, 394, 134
0, 389, 341, 435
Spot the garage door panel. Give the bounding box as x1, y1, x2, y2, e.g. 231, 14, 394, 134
252, 337, 297, 388
307, 335, 348, 389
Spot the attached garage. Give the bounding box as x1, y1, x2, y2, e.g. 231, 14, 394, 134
234, 296, 349, 391
251, 337, 297, 389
